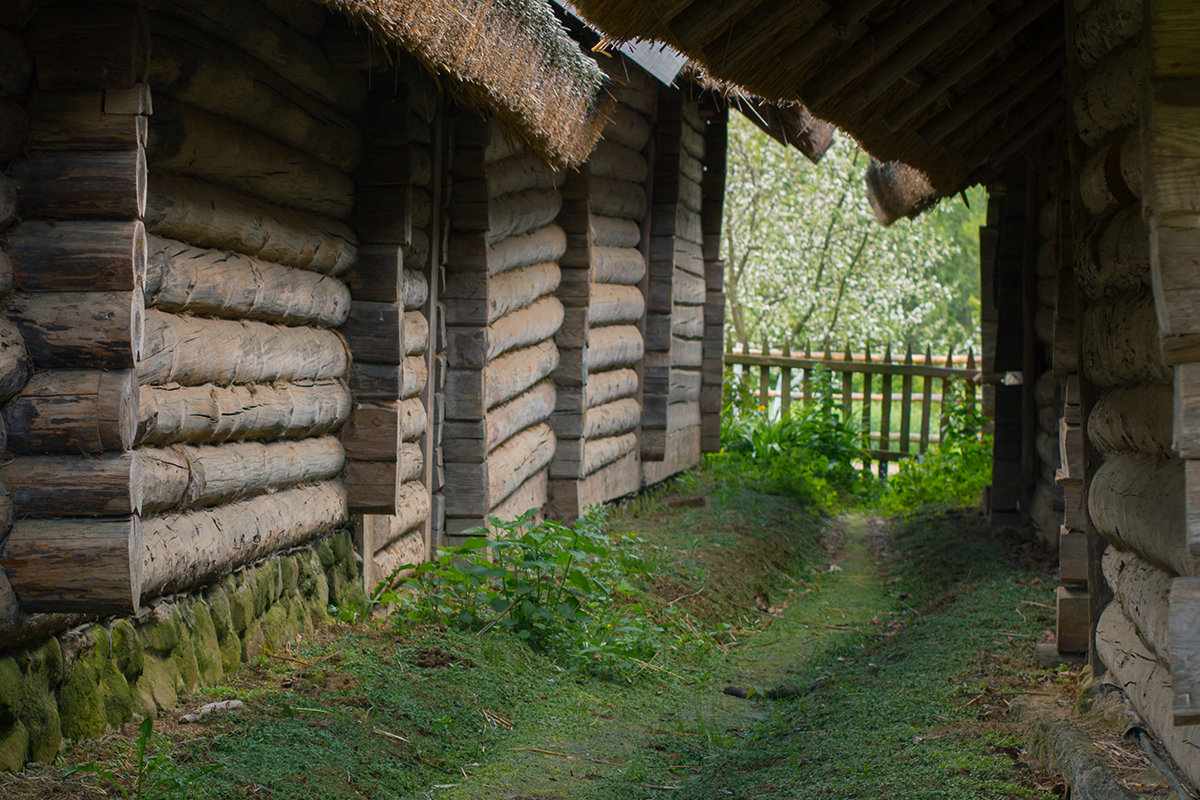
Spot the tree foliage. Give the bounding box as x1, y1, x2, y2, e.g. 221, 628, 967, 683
723, 114, 985, 351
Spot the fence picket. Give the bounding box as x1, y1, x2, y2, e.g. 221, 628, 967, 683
759, 336, 770, 410
841, 343, 854, 422
879, 343, 893, 478
781, 340, 793, 416
861, 341, 873, 473
900, 345, 913, 456
920, 346, 934, 450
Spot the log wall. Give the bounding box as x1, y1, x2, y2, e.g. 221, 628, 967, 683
442, 112, 565, 539
548, 57, 653, 519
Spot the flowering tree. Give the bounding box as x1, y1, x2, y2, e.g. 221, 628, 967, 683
723, 115, 984, 352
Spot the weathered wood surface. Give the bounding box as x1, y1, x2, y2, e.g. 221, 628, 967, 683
481, 340, 559, 412
149, 15, 363, 171
25, 89, 148, 152
486, 422, 555, 509
3, 516, 142, 614
7, 220, 146, 292
590, 215, 641, 249
488, 189, 562, 245
141, 481, 348, 598
1169, 578, 1200, 725
138, 311, 348, 386
372, 529, 426, 585
584, 432, 637, 475
341, 301, 403, 364
1073, 46, 1144, 147
485, 152, 561, 197
590, 139, 648, 183
479, 467, 549, 534
1080, 291, 1170, 387
0, 451, 141, 516
137, 378, 349, 446
145, 236, 351, 325
0, 174, 17, 229
0, 28, 31, 98
1097, 600, 1200, 788
147, 98, 355, 219
1103, 545, 1172, 658
1079, 132, 1141, 216
459, 261, 562, 326
0, 98, 28, 163
145, 173, 357, 275
1089, 454, 1187, 575
157, 0, 366, 114
1077, 205, 1149, 299
586, 325, 644, 371
11, 149, 146, 219
9, 291, 143, 369
584, 397, 641, 439
141, 436, 345, 513
1088, 385, 1173, 457
344, 460, 399, 514
485, 224, 566, 277
444, 380, 557, 461
585, 368, 639, 408
0, 319, 31, 404
484, 296, 564, 362
589, 284, 645, 326
593, 246, 646, 285
370, 481, 431, 553
404, 310, 430, 356
341, 398, 426, 459
403, 269, 430, 310
590, 177, 647, 221
1074, 0, 1144, 69
7, 369, 136, 453
602, 104, 651, 152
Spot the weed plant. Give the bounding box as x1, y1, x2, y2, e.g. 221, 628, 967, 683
374, 508, 666, 678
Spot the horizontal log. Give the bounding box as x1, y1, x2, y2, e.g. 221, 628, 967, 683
1073, 46, 1143, 148
587, 368, 639, 408
137, 310, 349, 386
590, 215, 641, 249
590, 177, 647, 221
0, 451, 141, 516
148, 15, 363, 171
2, 516, 142, 614
371, 528, 427, 586
486, 152, 561, 198
1089, 454, 1186, 575
145, 236, 351, 326
8, 290, 143, 369
1075, 0, 1144, 69
584, 432, 637, 476
159, 0, 366, 114
342, 399, 427, 461
370, 482, 432, 556
589, 284, 645, 326
455, 261, 562, 327
0, 319, 31, 404
1080, 291, 1170, 387
586, 325, 644, 371
590, 139, 648, 183
404, 269, 430, 310
1088, 385, 1173, 457
593, 246, 646, 285
405, 310, 429, 356
444, 422, 555, 516
487, 340, 558, 412
488, 188, 562, 245
7, 220, 146, 292
138, 378, 349, 446
486, 296, 563, 362
147, 97, 355, 219
11, 149, 146, 219
6, 369, 137, 453
403, 355, 429, 400
1077, 204, 1149, 299
1103, 545, 1171, 658
1096, 601, 1200, 788
584, 397, 640, 440
141, 481, 348, 598
145, 172, 357, 275
141, 436, 345, 513
602, 104, 650, 152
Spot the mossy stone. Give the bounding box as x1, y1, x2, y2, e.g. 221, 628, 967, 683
251, 566, 276, 618
57, 654, 106, 740
217, 626, 242, 677
129, 678, 156, 720
99, 661, 131, 728
139, 655, 178, 712
315, 539, 336, 568
331, 531, 353, 566
280, 556, 299, 595
0, 720, 28, 773
296, 552, 318, 597
229, 582, 255, 634
311, 560, 330, 610
260, 603, 290, 652
20, 687, 60, 764
241, 620, 265, 662
16, 638, 63, 686
108, 619, 143, 681
0, 657, 25, 719
189, 601, 223, 686
171, 637, 200, 695
139, 607, 180, 653
326, 567, 346, 609
286, 596, 314, 638
207, 586, 234, 637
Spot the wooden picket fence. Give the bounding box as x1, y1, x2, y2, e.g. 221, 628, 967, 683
724, 341, 980, 474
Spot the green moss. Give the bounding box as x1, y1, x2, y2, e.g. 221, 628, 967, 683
252, 566, 277, 618
139, 606, 181, 653
0, 720, 28, 773
129, 677, 156, 720
280, 556, 299, 596
57, 652, 106, 741
190, 600, 224, 686
109, 619, 143, 680
99, 660, 132, 728
260, 603, 290, 653
207, 585, 234, 638
315, 538, 336, 569
139, 654, 179, 713
230, 580, 255, 635
241, 620, 265, 662
17, 638, 62, 763
16, 637, 62, 686
0, 656, 25, 718
171, 635, 201, 695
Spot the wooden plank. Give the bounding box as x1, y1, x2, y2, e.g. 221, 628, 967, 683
878, 345, 893, 477
1169, 577, 1200, 725
919, 347, 934, 451
899, 345, 913, 455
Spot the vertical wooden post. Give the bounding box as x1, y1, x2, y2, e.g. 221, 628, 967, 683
861, 340, 873, 472
919, 346, 934, 451
841, 342, 854, 423
899, 344, 913, 456
879, 342, 893, 478
758, 335, 770, 412
940, 346, 955, 440
965, 348, 977, 408
780, 340, 792, 417
801, 340, 812, 406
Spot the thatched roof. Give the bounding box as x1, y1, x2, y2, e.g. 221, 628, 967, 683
318, 0, 614, 168
567, 0, 1064, 215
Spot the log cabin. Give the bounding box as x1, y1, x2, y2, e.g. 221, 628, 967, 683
0, 0, 1195, 791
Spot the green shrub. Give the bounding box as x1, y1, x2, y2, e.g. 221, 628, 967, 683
374, 509, 663, 678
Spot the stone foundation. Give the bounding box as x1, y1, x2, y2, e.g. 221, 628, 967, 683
0, 530, 366, 772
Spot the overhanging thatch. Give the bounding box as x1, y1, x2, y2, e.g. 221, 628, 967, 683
319, 0, 614, 168
567, 0, 1064, 215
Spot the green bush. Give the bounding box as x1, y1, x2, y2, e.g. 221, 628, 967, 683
877, 388, 992, 514
374, 509, 663, 678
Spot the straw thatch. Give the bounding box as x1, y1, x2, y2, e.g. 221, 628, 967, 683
319, 0, 614, 168
567, 0, 1064, 209
865, 160, 940, 226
